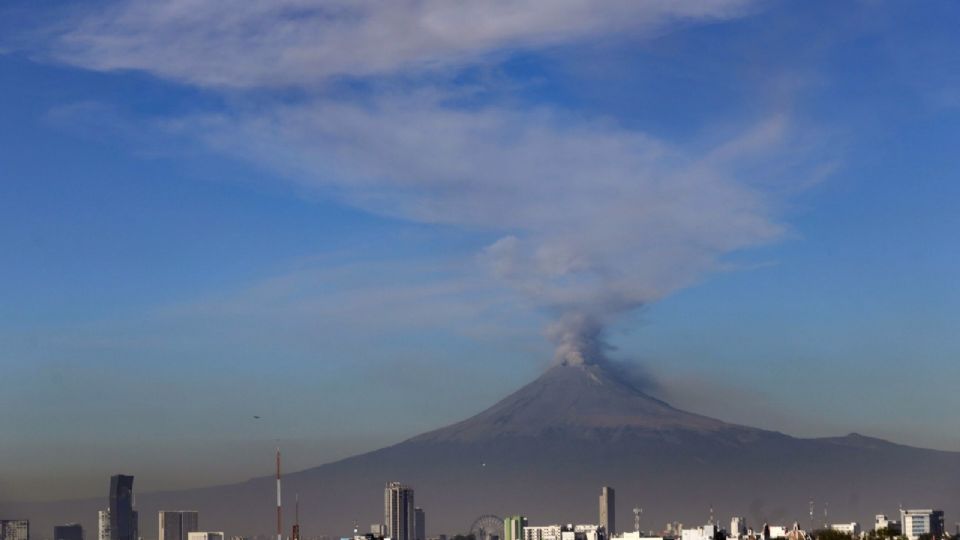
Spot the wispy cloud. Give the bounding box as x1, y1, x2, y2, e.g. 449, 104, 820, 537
31, 0, 828, 366
170, 95, 815, 364
48, 0, 755, 88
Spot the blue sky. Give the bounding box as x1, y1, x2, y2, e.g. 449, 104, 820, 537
2, 0, 959, 501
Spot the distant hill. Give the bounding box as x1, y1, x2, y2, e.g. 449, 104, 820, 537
6, 363, 959, 539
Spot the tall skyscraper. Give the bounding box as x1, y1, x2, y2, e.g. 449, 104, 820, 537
384, 482, 415, 540
599, 487, 615, 537
730, 517, 746, 539
1, 520, 29, 540
504, 516, 528, 540
159, 512, 199, 540
414, 508, 425, 540
54, 524, 84, 540
98, 511, 111, 540
109, 475, 138, 540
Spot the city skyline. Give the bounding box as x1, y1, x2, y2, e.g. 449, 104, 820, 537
4, 470, 952, 540
2, 0, 960, 508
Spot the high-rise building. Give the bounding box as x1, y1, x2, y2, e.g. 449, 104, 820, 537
1, 520, 29, 540
599, 487, 616, 537
371, 525, 386, 537
109, 475, 138, 540
900, 510, 944, 540
160, 512, 199, 540
55, 524, 84, 540
99, 511, 111, 540
414, 508, 425, 540
505, 516, 528, 540
730, 518, 746, 539
384, 482, 415, 540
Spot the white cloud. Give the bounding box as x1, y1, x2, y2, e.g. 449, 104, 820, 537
50, 0, 755, 88
38, 0, 822, 365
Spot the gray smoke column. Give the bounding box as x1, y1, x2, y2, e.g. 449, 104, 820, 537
547, 313, 609, 366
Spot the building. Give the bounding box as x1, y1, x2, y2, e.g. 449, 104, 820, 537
109, 475, 138, 540
681, 524, 718, 540
414, 508, 426, 540
600, 488, 616, 537
160, 512, 200, 540
900, 510, 945, 540
1, 520, 29, 540
730, 518, 747, 540
610, 534, 668, 540
524, 525, 563, 540
187, 533, 223, 540
55, 524, 84, 540
874, 516, 900, 535
524, 525, 601, 540
384, 482, 415, 540
99, 511, 111, 540
829, 524, 860, 537
370, 525, 386, 537
570, 525, 602, 540
762, 525, 789, 540
506, 517, 528, 540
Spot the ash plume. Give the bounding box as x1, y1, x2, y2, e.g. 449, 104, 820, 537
547, 312, 611, 367
546, 312, 659, 393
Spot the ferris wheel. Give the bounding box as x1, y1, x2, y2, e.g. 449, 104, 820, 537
470, 515, 505, 540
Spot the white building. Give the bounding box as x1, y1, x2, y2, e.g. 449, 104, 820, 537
900, 510, 945, 540
525, 525, 602, 540
766, 525, 788, 539
874, 516, 900, 534
730, 518, 747, 540
384, 482, 415, 540
830, 524, 860, 537
1, 520, 29, 540
681, 524, 717, 540
187, 532, 223, 540
98, 511, 111, 540
611, 533, 668, 540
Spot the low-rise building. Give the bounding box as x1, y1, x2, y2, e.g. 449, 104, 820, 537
524, 525, 603, 540
187, 532, 224, 540
681, 524, 718, 540
55, 524, 84, 540
1, 520, 30, 540
874, 516, 900, 535
830, 523, 860, 537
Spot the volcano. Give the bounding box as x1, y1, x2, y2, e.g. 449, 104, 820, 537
7, 363, 960, 538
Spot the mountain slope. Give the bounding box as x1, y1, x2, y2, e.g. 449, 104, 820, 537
412, 363, 735, 441
6, 364, 960, 539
